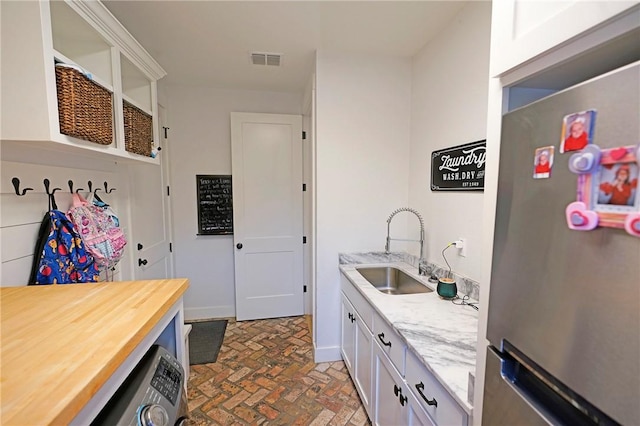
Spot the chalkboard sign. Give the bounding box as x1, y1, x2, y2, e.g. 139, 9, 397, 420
196, 175, 233, 235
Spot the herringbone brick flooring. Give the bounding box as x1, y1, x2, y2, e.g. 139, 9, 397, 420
186, 316, 371, 425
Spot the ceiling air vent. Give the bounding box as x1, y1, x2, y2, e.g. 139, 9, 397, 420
251, 52, 282, 67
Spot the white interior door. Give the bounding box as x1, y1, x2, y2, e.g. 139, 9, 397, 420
231, 112, 303, 321
130, 105, 174, 280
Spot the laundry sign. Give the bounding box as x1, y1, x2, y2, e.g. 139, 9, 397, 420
431, 140, 486, 191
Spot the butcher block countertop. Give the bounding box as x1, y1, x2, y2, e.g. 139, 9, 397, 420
0, 278, 189, 425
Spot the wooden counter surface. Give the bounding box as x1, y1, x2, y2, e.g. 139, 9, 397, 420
0, 278, 189, 425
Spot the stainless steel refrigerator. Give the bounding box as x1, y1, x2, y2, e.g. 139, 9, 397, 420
483, 62, 640, 425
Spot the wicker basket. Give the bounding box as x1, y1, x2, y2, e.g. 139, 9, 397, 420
123, 100, 153, 157
55, 66, 113, 145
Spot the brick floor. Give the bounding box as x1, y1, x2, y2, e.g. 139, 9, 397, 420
186, 316, 370, 425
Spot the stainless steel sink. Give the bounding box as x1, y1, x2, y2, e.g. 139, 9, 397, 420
356, 266, 433, 295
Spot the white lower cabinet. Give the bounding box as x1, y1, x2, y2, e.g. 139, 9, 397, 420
405, 350, 468, 426
341, 293, 373, 417
374, 342, 405, 425
341, 272, 469, 426
408, 397, 436, 426
341, 295, 356, 373
373, 342, 435, 426
355, 314, 373, 413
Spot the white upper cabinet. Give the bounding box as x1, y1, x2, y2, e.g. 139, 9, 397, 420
0, 0, 166, 164
490, 0, 639, 77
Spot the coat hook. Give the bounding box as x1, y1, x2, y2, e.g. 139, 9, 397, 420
68, 179, 84, 193
104, 181, 116, 194
43, 179, 61, 196
87, 180, 93, 193
12, 177, 34, 196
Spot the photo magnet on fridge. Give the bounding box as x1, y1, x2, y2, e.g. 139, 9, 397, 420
560, 110, 596, 153
533, 146, 554, 179
566, 143, 640, 237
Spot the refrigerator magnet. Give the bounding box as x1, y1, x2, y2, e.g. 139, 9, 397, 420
567, 143, 640, 237
533, 146, 554, 179
560, 110, 596, 153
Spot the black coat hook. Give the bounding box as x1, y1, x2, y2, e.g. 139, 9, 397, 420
87, 180, 93, 193
12, 177, 33, 196
104, 181, 116, 193
43, 179, 61, 196
68, 179, 84, 194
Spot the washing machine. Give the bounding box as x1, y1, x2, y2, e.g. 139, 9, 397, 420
92, 345, 188, 426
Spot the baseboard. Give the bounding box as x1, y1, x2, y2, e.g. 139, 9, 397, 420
185, 305, 235, 321
313, 343, 342, 363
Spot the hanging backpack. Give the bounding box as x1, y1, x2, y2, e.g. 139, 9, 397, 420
67, 193, 127, 271
90, 192, 120, 227
28, 195, 100, 285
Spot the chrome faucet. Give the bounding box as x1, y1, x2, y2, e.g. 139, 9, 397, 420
385, 207, 428, 275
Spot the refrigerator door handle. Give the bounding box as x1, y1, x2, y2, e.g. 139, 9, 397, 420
492, 344, 620, 426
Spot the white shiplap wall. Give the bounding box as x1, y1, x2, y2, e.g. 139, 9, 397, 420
0, 159, 133, 286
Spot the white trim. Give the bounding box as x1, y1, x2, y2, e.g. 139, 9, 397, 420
498, 5, 640, 87
313, 344, 342, 363
184, 305, 235, 321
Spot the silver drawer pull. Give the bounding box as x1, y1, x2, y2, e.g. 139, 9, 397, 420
415, 381, 437, 407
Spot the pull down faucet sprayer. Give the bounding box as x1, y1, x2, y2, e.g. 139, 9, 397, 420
385, 207, 428, 275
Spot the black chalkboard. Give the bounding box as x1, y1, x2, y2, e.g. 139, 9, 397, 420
196, 175, 233, 235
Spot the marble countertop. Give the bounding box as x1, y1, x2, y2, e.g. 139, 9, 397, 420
339, 254, 478, 414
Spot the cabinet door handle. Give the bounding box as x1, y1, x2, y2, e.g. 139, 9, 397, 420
393, 385, 407, 406
415, 381, 438, 407
399, 392, 407, 406
378, 332, 392, 347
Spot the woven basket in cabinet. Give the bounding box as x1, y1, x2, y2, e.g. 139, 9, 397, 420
123, 100, 153, 157
55, 66, 114, 145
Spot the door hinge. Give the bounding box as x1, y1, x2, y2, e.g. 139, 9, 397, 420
169, 242, 173, 253
302, 183, 306, 192
163, 127, 170, 139
302, 131, 307, 140
303, 236, 307, 244
303, 285, 307, 293
167, 186, 170, 196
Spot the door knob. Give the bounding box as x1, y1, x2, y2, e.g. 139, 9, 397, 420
138, 258, 148, 266
236, 243, 243, 249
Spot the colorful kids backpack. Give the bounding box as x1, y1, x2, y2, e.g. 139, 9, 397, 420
29, 195, 100, 285
67, 193, 127, 272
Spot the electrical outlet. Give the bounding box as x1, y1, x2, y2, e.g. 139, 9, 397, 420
457, 238, 467, 257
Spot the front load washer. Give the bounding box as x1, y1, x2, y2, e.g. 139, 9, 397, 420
92, 345, 187, 426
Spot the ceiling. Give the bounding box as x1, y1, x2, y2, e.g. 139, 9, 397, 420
103, 1, 467, 93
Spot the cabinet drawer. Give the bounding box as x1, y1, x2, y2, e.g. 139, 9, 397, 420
373, 313, 406, 376
406, 350, 467, 426
340, 273, 373, 332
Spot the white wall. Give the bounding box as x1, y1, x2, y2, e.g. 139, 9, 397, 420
314, 50, 412, 361
164, 84, 302, 320
0, 151, 132, 285
408, 2, 492, 283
